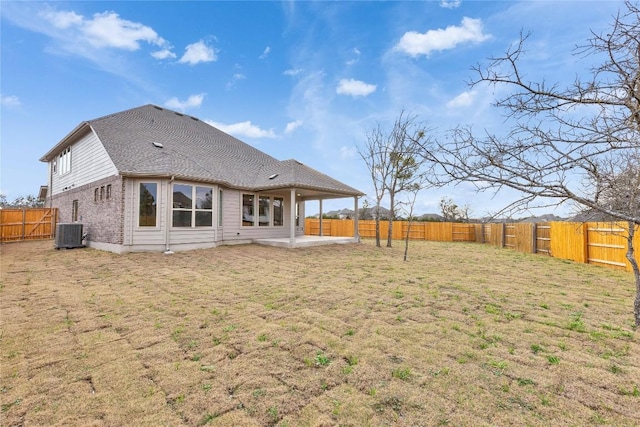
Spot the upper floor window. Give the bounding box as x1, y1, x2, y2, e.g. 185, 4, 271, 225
59, 147, 71, 175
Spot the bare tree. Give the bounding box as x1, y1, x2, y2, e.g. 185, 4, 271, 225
358, 111, 432, 248
0, 194, 45, 208
439, 197, 471, 222
358, 124, 392, 247
427, 1, 640, 327
384, 111, 432, 247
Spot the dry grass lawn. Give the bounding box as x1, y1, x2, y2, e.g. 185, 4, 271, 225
1, 239, 639, 426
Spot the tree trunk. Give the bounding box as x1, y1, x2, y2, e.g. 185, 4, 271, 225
403, 220, 412, 261
626, 221, 640, 329
387, 194, 394, 248
374, 206, 381, 247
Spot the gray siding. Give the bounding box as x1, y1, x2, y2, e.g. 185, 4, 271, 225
129, 179, 167, 247
50, 130, 118, 195
220, 188, 301, 242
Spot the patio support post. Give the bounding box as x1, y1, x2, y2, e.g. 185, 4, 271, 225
290, 189, 296, 246
354, 196, 359, 242
319, 199, 323, 236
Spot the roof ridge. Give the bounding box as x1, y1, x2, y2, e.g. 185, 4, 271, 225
88, 104, 158, 123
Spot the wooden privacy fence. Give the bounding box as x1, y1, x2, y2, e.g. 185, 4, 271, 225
304, 219, 639, 272
0, 208, 58, 242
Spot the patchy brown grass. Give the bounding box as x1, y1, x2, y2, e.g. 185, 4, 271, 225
1, 239, 639, 426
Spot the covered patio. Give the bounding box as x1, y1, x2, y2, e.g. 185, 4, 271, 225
279, 186, 362, 248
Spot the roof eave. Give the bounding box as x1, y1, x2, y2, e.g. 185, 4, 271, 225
253, 183, 364, 197
39, 122, 92, 162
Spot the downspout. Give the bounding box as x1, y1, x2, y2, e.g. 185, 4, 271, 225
48, 160, 53, 209
164, 176, 175, 254
49, 160, 55, 238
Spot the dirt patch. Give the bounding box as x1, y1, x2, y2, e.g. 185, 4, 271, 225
1, 239, 638, 426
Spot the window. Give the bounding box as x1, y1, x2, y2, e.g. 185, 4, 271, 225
100, 186, 105, 201
172, 184, 213, 227
218, 189, 223, 227
242, 194, 255, 226
273, 197, 284, 226
195, 186, 213, 226
172, 184, 192, 227
94, 188, 99, 202
71, 200, 79, 222
242, 194, 284, 227
59, 147, 71, 175
259, 196, 270, 226
106, 184, 112, 200
139, 183, 157, 227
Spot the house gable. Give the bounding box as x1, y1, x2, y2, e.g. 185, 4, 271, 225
46, 127, 118, 196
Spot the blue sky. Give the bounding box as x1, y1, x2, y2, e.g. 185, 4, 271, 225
0, 1, 625, 217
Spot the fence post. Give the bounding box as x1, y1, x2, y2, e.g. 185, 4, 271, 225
21, 208, 26, 241
582, 222, 589, 264
532, 223, 537, 254
501, 223, 506, 247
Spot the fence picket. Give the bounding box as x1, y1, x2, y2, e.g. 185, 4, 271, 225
305, 218, 639, 273
0, 208, 58, 242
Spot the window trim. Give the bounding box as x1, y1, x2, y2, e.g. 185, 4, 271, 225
218, 189, 223, 228
71, 200, 79, 222
241, 193, 285, 227
137, 181, 159, 228
58, 147, 71, 175
171, 183, 214, 228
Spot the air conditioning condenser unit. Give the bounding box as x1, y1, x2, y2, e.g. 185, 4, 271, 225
55, 223, 85, 249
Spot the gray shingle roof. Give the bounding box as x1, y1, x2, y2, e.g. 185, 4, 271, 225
43, 105, 363, 197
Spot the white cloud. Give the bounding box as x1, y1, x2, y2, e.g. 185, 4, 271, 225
42, 9, 82, 29
1, 95, 21, 107
395, 17, 490, 57
226, 73, 246, 89
179, 40, 217, 65
205, 120, 276, 139
446, 90, 477, 108
284, 120, 303, 134
283, 68, 303, 76
35, 7, 175, 59
346, 48, 361, 66
82, 11, 165, 50
164, 93, 206, 111
1, 95, 21, 108
259, 46, 271, 59
336, 78, 377, 97
151, 49, 176, 60
440, 0, 462, 9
